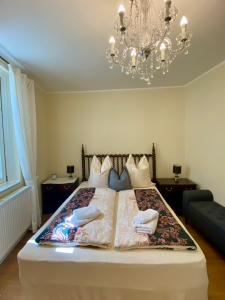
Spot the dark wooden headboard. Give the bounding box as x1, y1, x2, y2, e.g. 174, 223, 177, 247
81, 143, 156, 183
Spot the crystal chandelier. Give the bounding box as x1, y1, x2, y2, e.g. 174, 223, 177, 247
106, 0, 191, 85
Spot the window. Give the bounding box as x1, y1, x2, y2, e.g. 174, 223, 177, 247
0, 61, 20, 192
0, 95, 6, 183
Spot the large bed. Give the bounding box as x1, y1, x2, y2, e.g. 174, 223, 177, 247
18, 144, 208, 300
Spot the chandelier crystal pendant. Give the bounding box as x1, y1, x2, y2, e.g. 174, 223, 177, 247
106, 0, 192, 85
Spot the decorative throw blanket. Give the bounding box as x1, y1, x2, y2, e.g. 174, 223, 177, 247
114, 188, 197, 250
36, 187, 116, 248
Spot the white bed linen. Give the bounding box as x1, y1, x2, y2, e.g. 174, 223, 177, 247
115, 188, 196, 250
18, 182, 208, 300
74, 187, 116, 248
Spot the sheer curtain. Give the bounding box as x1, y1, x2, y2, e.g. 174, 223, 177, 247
8, 65, 41, 232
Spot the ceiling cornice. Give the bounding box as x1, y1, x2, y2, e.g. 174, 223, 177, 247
184, 59, 225, 87
46, 85, 185, 95
46, 58, 225, 94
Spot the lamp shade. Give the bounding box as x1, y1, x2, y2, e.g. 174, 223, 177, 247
173, 164, 181, 175
67, 165, 74, 174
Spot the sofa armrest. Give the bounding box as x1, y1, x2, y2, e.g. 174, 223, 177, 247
183, 190, 214, 221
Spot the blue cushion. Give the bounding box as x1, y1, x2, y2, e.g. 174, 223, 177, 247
109, 168, 132, 191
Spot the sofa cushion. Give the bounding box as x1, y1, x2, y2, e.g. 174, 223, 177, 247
189, 201, 225, 229
189, 201, 225, 254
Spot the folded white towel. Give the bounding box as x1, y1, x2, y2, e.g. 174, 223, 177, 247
73, 205, 101, 220
65, 205, 102, 227
134, 216, 159, 235
134, 209, 159, 224
65, 216, 95, 227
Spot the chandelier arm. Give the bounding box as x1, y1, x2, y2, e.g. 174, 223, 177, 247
129, 0, 134, 19
170, 42, 186, 55
144, 24, 169, 53
110, 55, 120, 65
123, 36, 130, 49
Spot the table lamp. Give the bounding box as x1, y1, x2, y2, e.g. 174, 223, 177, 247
173, 164, 181, 182
67, 165, 74, 178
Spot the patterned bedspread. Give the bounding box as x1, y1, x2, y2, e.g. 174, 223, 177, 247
36, 187, 116, 248
114, 188, 197, 250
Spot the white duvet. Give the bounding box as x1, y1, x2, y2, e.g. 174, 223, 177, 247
115, 189, 150, 249
114, 188, 197, 250
74, 188, 116, 248
36, 185, 116, 249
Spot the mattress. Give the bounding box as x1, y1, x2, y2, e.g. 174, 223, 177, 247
18, 182, 208, 300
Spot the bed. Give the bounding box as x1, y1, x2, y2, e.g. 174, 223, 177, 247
18, 144, 208, 300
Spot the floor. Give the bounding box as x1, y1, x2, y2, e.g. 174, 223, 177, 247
0, 231, 32, 300
0, 220, 224, 300
184, 222, 225, 300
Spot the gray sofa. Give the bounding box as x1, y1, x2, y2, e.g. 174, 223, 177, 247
183, 190, 225, 255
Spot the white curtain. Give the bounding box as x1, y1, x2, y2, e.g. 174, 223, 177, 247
8, 65, 41, 232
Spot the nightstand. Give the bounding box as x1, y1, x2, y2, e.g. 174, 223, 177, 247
157, 178, 197, 215
42, 177, 79, 214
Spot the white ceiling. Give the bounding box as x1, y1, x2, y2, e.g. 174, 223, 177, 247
0, 0, 225, 91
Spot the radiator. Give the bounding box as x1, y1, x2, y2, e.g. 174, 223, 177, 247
0, 186, 31, 263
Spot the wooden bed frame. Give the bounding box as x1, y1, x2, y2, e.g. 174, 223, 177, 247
81, 143, 156, 183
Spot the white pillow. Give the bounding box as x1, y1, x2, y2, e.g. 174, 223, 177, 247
88, 155, 112, 188
126, 155, 153, 188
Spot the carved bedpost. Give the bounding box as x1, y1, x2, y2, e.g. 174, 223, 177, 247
152, 143, 157, 183
81, 144, 85, 182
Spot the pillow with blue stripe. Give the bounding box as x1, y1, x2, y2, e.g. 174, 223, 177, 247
108, 167, 132, 191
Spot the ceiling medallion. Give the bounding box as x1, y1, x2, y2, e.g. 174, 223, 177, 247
106, 0, 191, 85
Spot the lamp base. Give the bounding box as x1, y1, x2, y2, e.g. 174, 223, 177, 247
174, 174, 179, 182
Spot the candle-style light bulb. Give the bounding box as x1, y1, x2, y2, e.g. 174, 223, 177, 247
109, 36, 115, 44
109, 36, 115, 55
180, 16, 188, 27
160, 43, 166, 61
180, 16, 188, 40
131, 48, 137, 57
131, 48, 137, 66
118, 4, 126, 30
118, 4, 126, 14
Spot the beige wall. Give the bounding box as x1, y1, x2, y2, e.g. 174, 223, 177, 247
46, 88, 186, 179
185, 62, 225, 205
35, 85, 49, 184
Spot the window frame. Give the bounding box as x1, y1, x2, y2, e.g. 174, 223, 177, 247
0, 68, 7, 184
0, 60, 22, 197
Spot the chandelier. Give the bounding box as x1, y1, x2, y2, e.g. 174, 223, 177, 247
106, 0, 191, 85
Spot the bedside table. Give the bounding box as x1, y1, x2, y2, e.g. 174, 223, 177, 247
157, 178, 197, 215
42, 177, 79, 214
